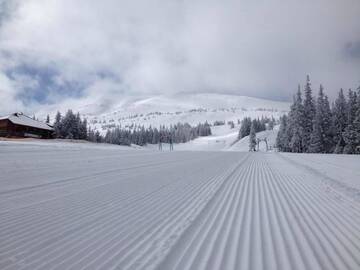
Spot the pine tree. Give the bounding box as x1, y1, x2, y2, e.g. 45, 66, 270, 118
332, 89, 347, 152
302, 75, 316, 152
343, 89, 358, 154
95, 131, 102, 143
276, 115, 289, 151
322, 95, 333, 152
88, 128, 96, 142
354, 86, 360, 153
46, 115, 50, 124
54, 111, 62, 138
309, 85, 326, 153
80, 118, 88, 140
61, 110, 78, 139
238, 117, 251, 139
334, 136, 346, 154
268, 117, 275, 130
74, 113, 81, 139
309, 121, 322, 152
249, 121, 257, 152
289, 86, 305, 153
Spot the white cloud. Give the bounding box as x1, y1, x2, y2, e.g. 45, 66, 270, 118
0, 0, 359, 115
0, 72, 24, 112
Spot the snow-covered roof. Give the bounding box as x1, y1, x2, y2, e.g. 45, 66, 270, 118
0, 113, 54, 131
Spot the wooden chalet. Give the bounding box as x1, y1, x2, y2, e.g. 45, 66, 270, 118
0, 113, 54, 139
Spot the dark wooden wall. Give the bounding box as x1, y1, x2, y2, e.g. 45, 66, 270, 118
0, 120, 53, 139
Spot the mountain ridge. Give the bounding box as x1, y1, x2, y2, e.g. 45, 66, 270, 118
85, 93, 290, 134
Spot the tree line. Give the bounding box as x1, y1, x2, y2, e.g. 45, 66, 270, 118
103, 122, 212, 146
53, 110, 88, 140
52, 109, 212, 146
276, 76, 360, 154
238, 116, 275, 140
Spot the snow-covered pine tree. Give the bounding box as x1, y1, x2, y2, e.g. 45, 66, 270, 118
284, 93, 296, 151
322, 95, 333, 152
54, 111, 62, 138
343, 89, 358, 154
239, 117, 251, 139
311, 85, 333, 153
289, 86, 305, 153
309, 124, 322, 153
268, 117, 275, 130
302, 75, 316, 152
152, 128, 159, 144
309, 85, 326, 153
62, 110, 77, 139
95, 130, 102, 143
354, 86, 360, 152
80, 118, 88, 140
249, 121, 257, 152
73, 112, 81, 139
87, 127, 95, 142
276, 115, 289, 151
332, 88, 347, 152
334, 137, 346, 154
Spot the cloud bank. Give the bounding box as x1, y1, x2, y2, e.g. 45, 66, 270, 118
0, 0, 359, 114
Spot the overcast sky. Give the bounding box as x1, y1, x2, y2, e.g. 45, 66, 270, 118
0, 0, 359, 115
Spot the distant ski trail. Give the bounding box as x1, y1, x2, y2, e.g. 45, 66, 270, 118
0, 144, 359, 270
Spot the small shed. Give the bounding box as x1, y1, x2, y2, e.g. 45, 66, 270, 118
0, 113, 54, 139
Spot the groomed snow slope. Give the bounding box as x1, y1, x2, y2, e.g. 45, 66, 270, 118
1, 142, 360, 270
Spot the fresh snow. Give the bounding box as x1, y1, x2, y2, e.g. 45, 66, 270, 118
170, 125, 279, 152
173, 125, 239, 151
1, 141, 360, 270
83, 93, 289, 133
227, 126, 279, 152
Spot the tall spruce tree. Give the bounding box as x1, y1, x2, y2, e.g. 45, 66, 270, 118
354, 86, 360, 152
309, 85, 327, 153
302, 75, 316, 152
332, 88, 347, 152
238, 117, 252, 139
249, 121, 257, 152
276, 115, 289, 151
322, 95, 333, 152
62, 110, 77, 139
54, 111, 62, 138
343, 89, 358, 154
79, 118, 88, 140
289, 86, 305, 153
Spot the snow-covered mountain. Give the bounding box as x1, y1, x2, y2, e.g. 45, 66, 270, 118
85, 93, 290, 133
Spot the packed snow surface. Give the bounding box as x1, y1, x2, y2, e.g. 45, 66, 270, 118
1, 141, 360, 270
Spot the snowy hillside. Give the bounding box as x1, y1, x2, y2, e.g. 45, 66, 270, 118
85, 93, 289, 133
170, 125, 239, 151
227, 126, 279, 152
171, 124, 279, 152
